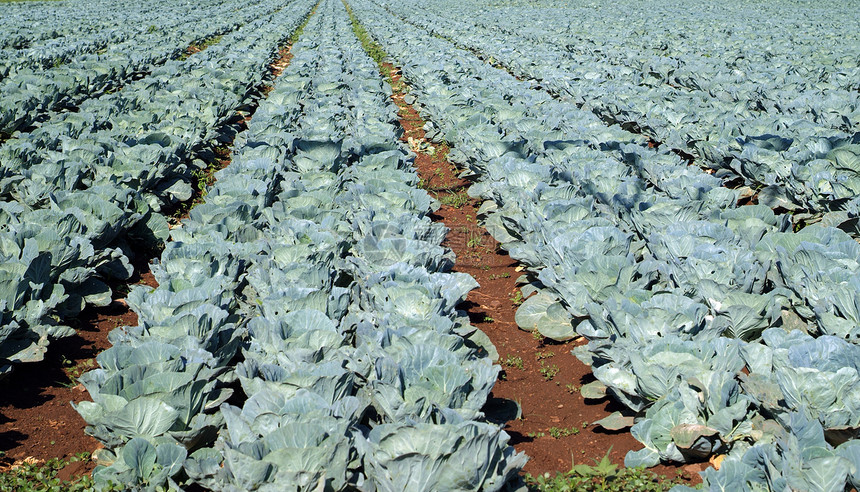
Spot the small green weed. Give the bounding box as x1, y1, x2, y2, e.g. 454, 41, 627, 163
61, 357, 96, 386
438, 190, 470, 208
0, 453, 97, 491
467, 235, 483, 249
535, 350, 555, 360
191, 168, 212, 195
419, 168, 446, 190
510, 290, 524, 305
525, 450, 696, 492
548, 426, 580, 439
502, 355, 524, 370
539, 361, 559, 381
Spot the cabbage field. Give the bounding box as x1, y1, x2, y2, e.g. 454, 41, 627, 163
1, 0, 859, 489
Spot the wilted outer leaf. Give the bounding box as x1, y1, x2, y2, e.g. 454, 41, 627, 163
515, 291, 575, 341
671, 423, 720, 450
580, 380, 607, 400
593, 411, 634, 431
515, 291, 556, 332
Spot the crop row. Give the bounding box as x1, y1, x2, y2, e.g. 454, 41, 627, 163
378, 0, 860, 225
1, 0, 231, 81
350, 0, 860, 489
0, 0, 315, 376
75, 0, 523, 489
0, 0, 283, 137
0, 0, 130, 50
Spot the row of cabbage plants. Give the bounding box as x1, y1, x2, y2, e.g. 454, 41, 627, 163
0, 0, 229, 81
0, 0, 126, 50
0, 0, 281, 137
375, 0, 860, 226
0, 0, 315, 376
350, 0, 860, 489
75, 0, 524, 489
448, 0, 859, 88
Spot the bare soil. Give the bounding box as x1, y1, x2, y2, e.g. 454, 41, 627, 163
0, 263, 154, 475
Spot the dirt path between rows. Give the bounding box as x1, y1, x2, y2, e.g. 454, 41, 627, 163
0, 260, 156, 478
383, 63, 703, 485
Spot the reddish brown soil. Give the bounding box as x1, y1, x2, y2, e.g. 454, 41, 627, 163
0, 261, 155, 475
181, 32, 223, 60
185, 45, 203, 57
384, 63, 704, 485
